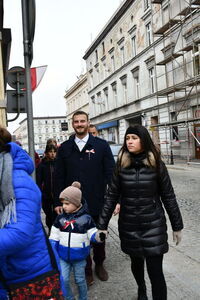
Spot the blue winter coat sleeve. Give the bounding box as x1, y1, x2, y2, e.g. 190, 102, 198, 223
0, 175, 40, 256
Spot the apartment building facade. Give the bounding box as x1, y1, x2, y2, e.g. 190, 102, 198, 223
83, 0, 200, 160
64, 73, 89, 136
13, 116, 68, 151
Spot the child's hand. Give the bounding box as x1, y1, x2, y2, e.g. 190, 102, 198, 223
95, 230, 108, 242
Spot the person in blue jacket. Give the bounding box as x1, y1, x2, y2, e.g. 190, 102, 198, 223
54, 111, 115, 285
0, 127, 64, 299
50, 181, 103, 300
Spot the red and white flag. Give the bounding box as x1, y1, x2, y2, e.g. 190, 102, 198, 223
30, 65, 47, 92
22, 65, 47, 92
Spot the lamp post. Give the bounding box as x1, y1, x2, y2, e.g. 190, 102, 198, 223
21, 0, 36, 178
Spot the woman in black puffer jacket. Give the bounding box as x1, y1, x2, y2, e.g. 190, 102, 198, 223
97, 125, 183, 300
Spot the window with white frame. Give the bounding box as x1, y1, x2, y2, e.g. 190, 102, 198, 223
132, 35, 136, 57
132, 67, 140, 100
111, 55, 115, 72
103, 87, 109, 110
111, 82, 117, 108
120, 46, 125, 66
120, 75, 127, 104
146, 22, 152, 46
149, 67, 155, 93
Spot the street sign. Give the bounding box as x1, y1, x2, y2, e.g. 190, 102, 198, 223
61, 122, 68, 131
6, 90, 27, 113
7, 66, 26, 89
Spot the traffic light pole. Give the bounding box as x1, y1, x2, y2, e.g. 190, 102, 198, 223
21, 0, 35, 179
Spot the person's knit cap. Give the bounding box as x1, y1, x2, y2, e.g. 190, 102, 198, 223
59, 181, 82, 207
125, 125, 143, 138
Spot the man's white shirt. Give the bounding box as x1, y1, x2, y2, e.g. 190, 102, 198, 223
75, 134, 89, 152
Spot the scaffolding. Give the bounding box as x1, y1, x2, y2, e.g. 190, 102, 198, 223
150, 0, 200, 164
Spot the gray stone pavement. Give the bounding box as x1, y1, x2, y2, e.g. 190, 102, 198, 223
70, 162, 200, 300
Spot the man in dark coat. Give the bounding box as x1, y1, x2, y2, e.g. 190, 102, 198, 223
54, 111, 115, 285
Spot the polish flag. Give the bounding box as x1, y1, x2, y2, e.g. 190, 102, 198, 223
29, 65, 47, 92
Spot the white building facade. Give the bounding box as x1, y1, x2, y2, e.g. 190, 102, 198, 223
83, 0, 200, 161
13, 116, 68, 151
64, 73, 89, 136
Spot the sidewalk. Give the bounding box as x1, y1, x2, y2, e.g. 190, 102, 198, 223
85, 216, 200, 300
165, 158, 200, 171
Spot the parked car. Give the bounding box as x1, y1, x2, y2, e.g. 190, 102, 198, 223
109, 143, 122, 162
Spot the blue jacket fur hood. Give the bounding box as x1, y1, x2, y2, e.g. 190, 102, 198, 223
0, 143, 59, 292
49, 203, 97, 262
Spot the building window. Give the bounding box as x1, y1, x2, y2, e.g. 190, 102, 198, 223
95, 49, 98, 63
111, 55, 115, 72
149, 67, 155, 93
135, 75, 140, 99
102, 42, 105, 55
146, 22, 152, 46
120, 75, 127, 104
45, 120, 48, 124
131, 36, 136, 57
46, 127, 48, 133
53, 127, 56, 133
111, 82, 117, 108
171, 112, 179, 140
193, 45, 200, 75
144, 0, 150, 11
120, 46, 125, 66
103, 87, 109, 110
132, 67, 140, 100
52, 120, 55, 124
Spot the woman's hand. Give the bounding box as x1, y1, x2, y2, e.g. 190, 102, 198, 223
173, 230, 182, 245
113, 203, 120, 216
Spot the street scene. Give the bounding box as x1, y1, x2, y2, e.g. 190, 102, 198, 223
0, 0, 200, 300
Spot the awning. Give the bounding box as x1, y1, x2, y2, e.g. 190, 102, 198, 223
97, 120, 118, 130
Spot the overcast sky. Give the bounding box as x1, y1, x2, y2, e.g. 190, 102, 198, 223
4, 0, 121, 133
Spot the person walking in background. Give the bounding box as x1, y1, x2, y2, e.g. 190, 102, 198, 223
0, 127, 64, 299
96, 124, 183, 300
46, 138, 58, 148
50, 181, 104, 300
36, 143, 57, 233
88, 124, 98, 137
54, 111, 115, 286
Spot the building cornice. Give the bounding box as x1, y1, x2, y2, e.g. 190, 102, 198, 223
64, 74, 87, 98
83, 0, 135, 60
